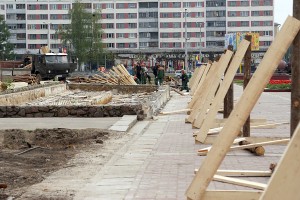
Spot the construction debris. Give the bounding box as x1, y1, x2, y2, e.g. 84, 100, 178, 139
68, 65, 137, 85
12, 74, 37, 85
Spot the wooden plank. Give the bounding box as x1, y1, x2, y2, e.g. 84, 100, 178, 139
199, 190, 262, 200
193, 40, 250, 133
188, 67, 200, 89
259, 122, 300, 200
187, 52, 233, 123
213, 175, 267, 190
187, 63, 212, 109
190, 67, 205, 95
197, 139, 290, 156
186, 16, 300, 200
160, 108, 191, 115
194, 169, 272, 177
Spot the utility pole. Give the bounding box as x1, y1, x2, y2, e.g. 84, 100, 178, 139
291, 0, 300, 136
199, 22, 202, 63
184, 8, 188, 72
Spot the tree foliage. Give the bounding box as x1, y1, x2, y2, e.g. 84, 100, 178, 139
0, 15, 15, 60
58, 0, 104, 67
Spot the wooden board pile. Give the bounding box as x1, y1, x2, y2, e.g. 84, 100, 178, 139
13, 74, 37, 85
68, 64, 137, 85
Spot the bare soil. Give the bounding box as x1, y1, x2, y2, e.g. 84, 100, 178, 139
0, 128, 114, 199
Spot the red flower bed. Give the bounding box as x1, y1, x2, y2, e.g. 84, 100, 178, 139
269, 79, 291, 84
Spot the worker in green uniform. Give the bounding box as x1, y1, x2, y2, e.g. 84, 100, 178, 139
156, 65, 165, 86
180, 69, 189, 92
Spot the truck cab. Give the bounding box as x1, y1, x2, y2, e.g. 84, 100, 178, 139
31, 53, 76, 82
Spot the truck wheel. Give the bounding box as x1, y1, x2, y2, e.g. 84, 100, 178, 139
36, 74, 42, 84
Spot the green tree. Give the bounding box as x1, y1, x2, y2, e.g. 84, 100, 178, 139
58, 0, 103, 69
0, 15, 15, 60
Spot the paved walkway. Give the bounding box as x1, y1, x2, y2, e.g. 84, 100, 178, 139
76, 84, 290, 199
17, 84, 291, 199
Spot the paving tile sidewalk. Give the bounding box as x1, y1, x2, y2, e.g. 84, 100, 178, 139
75, 84, 290, 199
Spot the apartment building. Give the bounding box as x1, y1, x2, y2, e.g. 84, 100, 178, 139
1, 0, 274, 57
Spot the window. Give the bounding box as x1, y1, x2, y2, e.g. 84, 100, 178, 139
161, 33, 168, 38
240, 11, 249, 17
6, 4, 13, 9
106, 23, 114, 29
62, 4, 70, 10
40, 14, 48, 20
263, 31, 272, 36
241, 21, 249, 26
117, 43, 125, 48
106, 14, 114, 19
241, 1, 249, 6
161, 3, 168, 8
196, 2, 203, 7
161, 23, 168, 28
252, 1, 260, 6
264, 11, 272, 16
117, 23, 125, 29
40, 4, 48, 10
128, 13, 136, 18
129, 33, 136, 38
128, 3, 136, 8
107, 43, 114, 48
263, 21, 272, 26
106, 3, 114, 9
228, 21, 237, 27
161, 43, 169, 48
40, 34, 48, 39
161, 13, 168, 18
50, 4, 57, 10
183, 2, 191, 8
173, 42, 181, 48
173, 12, 181, 18
173, 2, 181, 8
128, 23, 137, 28
28, 44, 37, 49
140, 42, 148, 47
16, 4, 25, 9
117, 33, 125, 38
173, 22, 181, 28
117, 13, 125, 19
116, 3, 125, 9
62, 14, 70, 20
50, 14, 58, 20
28, 34, 37, 39
228, 11, 237, 17
106, 33, 114, 38
252, 21, 260, 26
252, 11, 260, 16
128, 43, 136, 48
41, 24, 48, 29
173, 32, 181, 38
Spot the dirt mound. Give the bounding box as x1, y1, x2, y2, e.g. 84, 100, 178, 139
0, 128, 112, 198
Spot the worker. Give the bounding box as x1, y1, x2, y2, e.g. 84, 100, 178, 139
180, 69, 189, 92
156, 65, 165, 86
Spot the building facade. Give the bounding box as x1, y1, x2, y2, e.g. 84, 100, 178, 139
1, 0, 274, 60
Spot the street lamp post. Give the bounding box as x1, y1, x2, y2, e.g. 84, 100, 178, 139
184, 8, 188, 72
199, 22, 203, 63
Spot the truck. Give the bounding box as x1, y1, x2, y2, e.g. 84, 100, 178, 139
30, 52, 77, 83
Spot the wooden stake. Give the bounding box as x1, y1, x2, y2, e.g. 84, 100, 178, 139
186, 16, 300, 200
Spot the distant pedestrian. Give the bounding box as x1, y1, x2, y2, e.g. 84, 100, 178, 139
152, 63, 158, 78
156, 65, 165, 86
180, 69, 189, 92
136, 63, 142, 83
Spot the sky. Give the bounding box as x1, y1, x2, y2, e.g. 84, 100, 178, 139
274, 0, 293, 25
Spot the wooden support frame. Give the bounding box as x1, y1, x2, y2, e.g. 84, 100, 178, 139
189, 67, 204, 95
195, 190, 262, 200
187, 51, 233, 123
197, 139, 290, 156
259, 122, 300, 199
193, 40, 250, 142
194, 169, 272, 177
213, 175, 267, 190
187, 62, 213, 109
186, 16, 300, 200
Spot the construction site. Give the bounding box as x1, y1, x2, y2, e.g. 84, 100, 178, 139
0, 16, 300, 200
